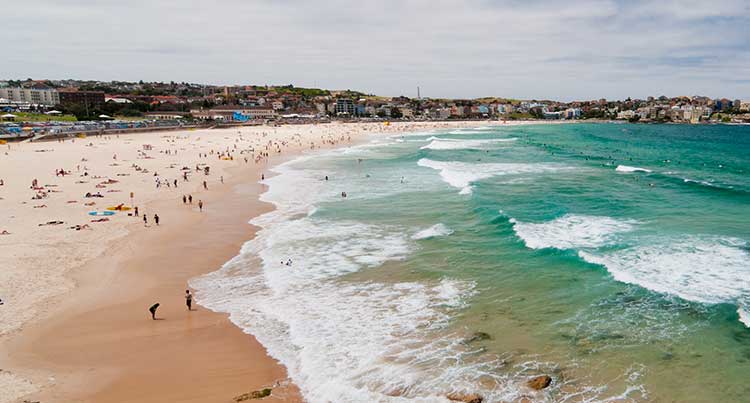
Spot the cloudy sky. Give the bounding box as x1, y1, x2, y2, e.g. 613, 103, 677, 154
5, 0, 750, 100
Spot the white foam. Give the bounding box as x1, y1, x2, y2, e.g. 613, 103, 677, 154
512, 214, 637, 250
417, 158, 571, 195
738, 307, 750, 328
579, 236, 750, 305
615, 165, 652, 173
412, 223, 454, 240
420, 137, 516, 151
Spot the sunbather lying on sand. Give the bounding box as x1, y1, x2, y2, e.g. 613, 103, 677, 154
39, 221, 64, 226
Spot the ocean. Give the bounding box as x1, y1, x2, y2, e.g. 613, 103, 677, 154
191, 123, 750, 402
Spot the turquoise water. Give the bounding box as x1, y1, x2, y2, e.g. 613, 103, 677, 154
194, 123, 750, 402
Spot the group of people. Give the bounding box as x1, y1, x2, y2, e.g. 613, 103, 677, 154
148, 289, 193, 320
181, 194, 204, 211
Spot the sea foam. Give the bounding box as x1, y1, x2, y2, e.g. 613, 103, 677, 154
579, 236, 750, 305
417, 158, 570, 195
616, 165, 652, 173
412, 223, 454, 240
420, 137, 516, 151
511, 214, 637, 250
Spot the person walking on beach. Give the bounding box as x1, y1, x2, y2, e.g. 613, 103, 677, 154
203, 180, 208, 190
134, 206, 139, 217
185, 290, 193, 311
143, 214, 147, 226
149, 303, 160, 320
198, 200, 203, 212
182, 195, 187, 204
154, 214, 160, 226
220, 175, 224, 184
188, 194, 193, 204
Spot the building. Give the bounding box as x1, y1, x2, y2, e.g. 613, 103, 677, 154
58, 89, 105, 108
190, 106, 276, 121
144, 111, 189, 120
335, 98, 355, 115
0, 87, 60, 106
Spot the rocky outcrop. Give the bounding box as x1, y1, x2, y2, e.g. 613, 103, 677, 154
446, 392, 483, 403
526, 375, 552, 390
466, 331, 492, 343
234, 388, 272, 401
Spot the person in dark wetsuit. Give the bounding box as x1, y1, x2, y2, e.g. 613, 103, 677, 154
185, 290, 193, 311
149, 303, 160, 320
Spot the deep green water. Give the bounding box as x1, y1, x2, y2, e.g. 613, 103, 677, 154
195, 123, 750, 402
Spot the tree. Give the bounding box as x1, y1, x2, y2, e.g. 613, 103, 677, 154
390, 107, 403, 119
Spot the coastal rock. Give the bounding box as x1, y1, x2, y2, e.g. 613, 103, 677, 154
233, 388, 272, 401
466, 331, 492, 343
446, 392, 483, 403
526, 375, 552, 390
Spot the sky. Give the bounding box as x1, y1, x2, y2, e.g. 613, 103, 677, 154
5, 0, 750, 101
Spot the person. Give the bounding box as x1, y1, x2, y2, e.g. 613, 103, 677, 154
174, 179, 178, 188
182, 195, 187, 204
143, 214, 148, 226
185, 290, 193, 311
261, 173, 265, 180
154, 214, 160, 226
198, 200, 203, 212
203, 180, 207, 190
134, 206, 139, 217
188, 194, 193, 204
220, 175, 224, 184
149, 303, 160, 320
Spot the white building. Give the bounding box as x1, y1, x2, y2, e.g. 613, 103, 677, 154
0, 88, 60, 106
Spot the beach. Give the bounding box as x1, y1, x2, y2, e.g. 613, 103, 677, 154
0, 120, 496, 403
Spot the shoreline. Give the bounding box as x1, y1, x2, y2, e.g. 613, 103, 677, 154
0, 121, 499, 403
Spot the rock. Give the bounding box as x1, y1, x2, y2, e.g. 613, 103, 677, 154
446, 392, 483, 403
527, 375, 552, 390
234, 388, 272, 401
466, 331, 492, 343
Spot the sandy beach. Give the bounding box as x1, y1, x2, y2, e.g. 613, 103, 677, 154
0, 120, 500, 403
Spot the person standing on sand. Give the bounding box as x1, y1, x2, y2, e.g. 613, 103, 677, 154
149, 303, 160, 320
203, 180, 207, 190
143, 214, 147, 226
198, 200, 203, 212
188, 194, 193, 204
134, 206, 139, 216
154, 214, 160, 226
182, 195, 187, 204
185, 290, 193, 311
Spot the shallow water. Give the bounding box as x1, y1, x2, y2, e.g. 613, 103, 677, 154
192, 123, 750, 402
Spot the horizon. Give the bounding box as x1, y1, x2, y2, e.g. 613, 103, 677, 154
4, 0, 750, 101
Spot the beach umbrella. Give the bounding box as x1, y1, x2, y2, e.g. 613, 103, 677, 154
98, 114, 113, 120
45, 110, 62, 115
2, 113, 16, 119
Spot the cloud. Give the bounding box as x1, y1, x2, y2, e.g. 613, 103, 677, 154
4, 0, 749, 100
